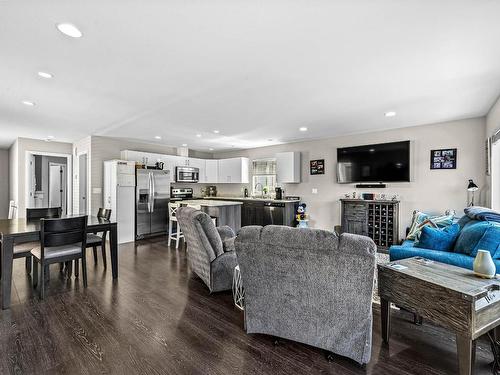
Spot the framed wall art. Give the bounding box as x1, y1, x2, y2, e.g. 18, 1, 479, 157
430, 148, 457, 170
310, 159, 325, 175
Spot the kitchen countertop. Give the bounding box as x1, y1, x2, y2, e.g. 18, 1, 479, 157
180, 199, 243, 207
205, 196, 300, 203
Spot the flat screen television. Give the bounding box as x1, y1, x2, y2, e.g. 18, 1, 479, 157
337, 140, 410, 183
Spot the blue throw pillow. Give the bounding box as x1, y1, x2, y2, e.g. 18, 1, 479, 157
415, 224, 460, 252
471, 224, 500, 258
454, 221, 491, 255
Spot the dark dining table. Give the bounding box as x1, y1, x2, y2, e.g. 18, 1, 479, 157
0, 216, 118, 309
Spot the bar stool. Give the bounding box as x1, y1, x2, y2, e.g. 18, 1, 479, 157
168, 202, 184, 249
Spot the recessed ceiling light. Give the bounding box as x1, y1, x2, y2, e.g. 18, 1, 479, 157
22, 100, 35, 106
56, 23, 83, 38
154, 135, 162, 140
182, 143, 188, 147
213, 130, 220, 134
38, 71, 53, 79
196, 134, 202, 138
385, 111, 397, 117
299, 127, 308, 132
209, 148, 214, 151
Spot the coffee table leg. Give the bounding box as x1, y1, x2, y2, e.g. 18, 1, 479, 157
381, 297, 391, 344
456, 334, 475, 375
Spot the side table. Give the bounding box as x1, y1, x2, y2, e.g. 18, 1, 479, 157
232, 265, 244, 310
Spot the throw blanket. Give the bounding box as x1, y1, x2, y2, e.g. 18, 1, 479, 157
464, 206, 500, 223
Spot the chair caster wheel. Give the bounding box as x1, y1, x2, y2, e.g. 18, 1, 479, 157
325, 352, 335, 362
273, 339, 280, 346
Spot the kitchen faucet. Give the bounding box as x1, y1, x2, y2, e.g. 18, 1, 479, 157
254, 182, 264, 198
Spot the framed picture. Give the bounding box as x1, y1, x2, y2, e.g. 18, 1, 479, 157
430, 148, 457, 169
310, 159, 325, 175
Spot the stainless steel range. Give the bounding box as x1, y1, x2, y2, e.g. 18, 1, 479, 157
170, 187, 194, 201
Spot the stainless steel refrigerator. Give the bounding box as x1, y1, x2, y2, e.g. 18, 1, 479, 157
136, 169, 171, 239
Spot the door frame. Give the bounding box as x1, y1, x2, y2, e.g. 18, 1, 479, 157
77, 151, 89, 215
24, 150, 72, 215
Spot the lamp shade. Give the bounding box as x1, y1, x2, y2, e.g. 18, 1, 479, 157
467, 179, 479, 192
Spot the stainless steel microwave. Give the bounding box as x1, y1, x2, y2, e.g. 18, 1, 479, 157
175, 166, 199, 183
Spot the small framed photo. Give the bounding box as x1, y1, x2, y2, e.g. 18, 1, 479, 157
430, 148, 457, 169
310, 159, 325, 175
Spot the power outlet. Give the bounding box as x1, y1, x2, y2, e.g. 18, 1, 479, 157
312, 188, 318, 194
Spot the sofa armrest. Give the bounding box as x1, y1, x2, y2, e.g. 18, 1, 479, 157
217, 225, 235, 242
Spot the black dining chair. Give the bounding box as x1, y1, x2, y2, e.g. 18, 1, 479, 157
31, 216, 88, 299
85, 208, 112, 269
8, 207, 63, 276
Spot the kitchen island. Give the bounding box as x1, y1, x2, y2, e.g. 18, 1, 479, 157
179, 200, 243, 231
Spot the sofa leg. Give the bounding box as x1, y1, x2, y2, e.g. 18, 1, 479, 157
325, 351, 336, 362
273, 338, 280, 346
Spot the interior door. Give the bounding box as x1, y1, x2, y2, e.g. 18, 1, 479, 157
136, 169, 151, 238
27, 153, 36, 208
49, 164, 66, 213
78, 153, 87, 214
492, 140, 500, 211
150, 170, 170, 234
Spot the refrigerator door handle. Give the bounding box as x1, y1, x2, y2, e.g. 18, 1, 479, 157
148, 172, 153, 213
151, 173, 155, 213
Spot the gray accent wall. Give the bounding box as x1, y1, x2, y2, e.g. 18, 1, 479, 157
0, 149, 9, 218
214, 117, 487, 236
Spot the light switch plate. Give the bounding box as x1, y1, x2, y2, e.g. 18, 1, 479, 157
312, 188, 318, 194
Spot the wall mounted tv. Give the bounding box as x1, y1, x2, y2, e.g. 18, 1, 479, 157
337, 140, 411, 183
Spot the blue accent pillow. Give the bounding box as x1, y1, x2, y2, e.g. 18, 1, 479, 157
471, 224, 500, 258
454, 221, 491, 255
415, 224, 460, 252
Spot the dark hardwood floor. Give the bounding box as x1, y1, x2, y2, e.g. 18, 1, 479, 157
0, 237, 496, 374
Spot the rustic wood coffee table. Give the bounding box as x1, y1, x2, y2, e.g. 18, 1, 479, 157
378, 257, 500, 375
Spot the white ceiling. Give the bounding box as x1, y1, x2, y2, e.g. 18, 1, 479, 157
1, 0, 500, 151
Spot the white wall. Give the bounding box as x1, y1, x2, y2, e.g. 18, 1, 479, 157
214, 117, 486, 237
9, 138, 73, 218
0, 149, 9, 218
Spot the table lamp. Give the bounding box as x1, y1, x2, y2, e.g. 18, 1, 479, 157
467, 179, 479, 206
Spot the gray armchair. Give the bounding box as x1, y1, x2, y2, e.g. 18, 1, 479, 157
176, 207, 238, 293
235, 225, 377, 365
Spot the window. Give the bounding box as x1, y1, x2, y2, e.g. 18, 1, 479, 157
492, 133, 500, 211
252, 159, 276, 196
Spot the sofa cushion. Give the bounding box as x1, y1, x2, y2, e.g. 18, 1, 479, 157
464, 206, 500, 223
471, 223, 500, 258
415, 224, 460, 252
454, 221, 491, 255
389, 245, 500, 273
407, 211, 454, 240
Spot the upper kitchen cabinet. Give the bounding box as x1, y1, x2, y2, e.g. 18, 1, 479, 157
205, 159, 218, 183
188, 158, 206, 182
276, 151, 301, 183
218, 157, 249, 183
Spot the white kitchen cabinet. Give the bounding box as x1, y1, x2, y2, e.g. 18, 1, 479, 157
188, 158, 206, 182
205, 159, 218, 183
218, 157, 249, 183
276, 151, 301, 183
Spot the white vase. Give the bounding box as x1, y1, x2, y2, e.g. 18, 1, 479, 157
473, 250, 496, 279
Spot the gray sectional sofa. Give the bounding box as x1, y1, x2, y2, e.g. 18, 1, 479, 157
235, 225, 377, 365
176, 207, 238, 293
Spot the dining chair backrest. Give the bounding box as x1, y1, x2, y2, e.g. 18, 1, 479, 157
26, 207, 62, 221
8, 200, 17, 219
97, 208, 112, 220
40, 216, 87, 250
169, 202, 179, 218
